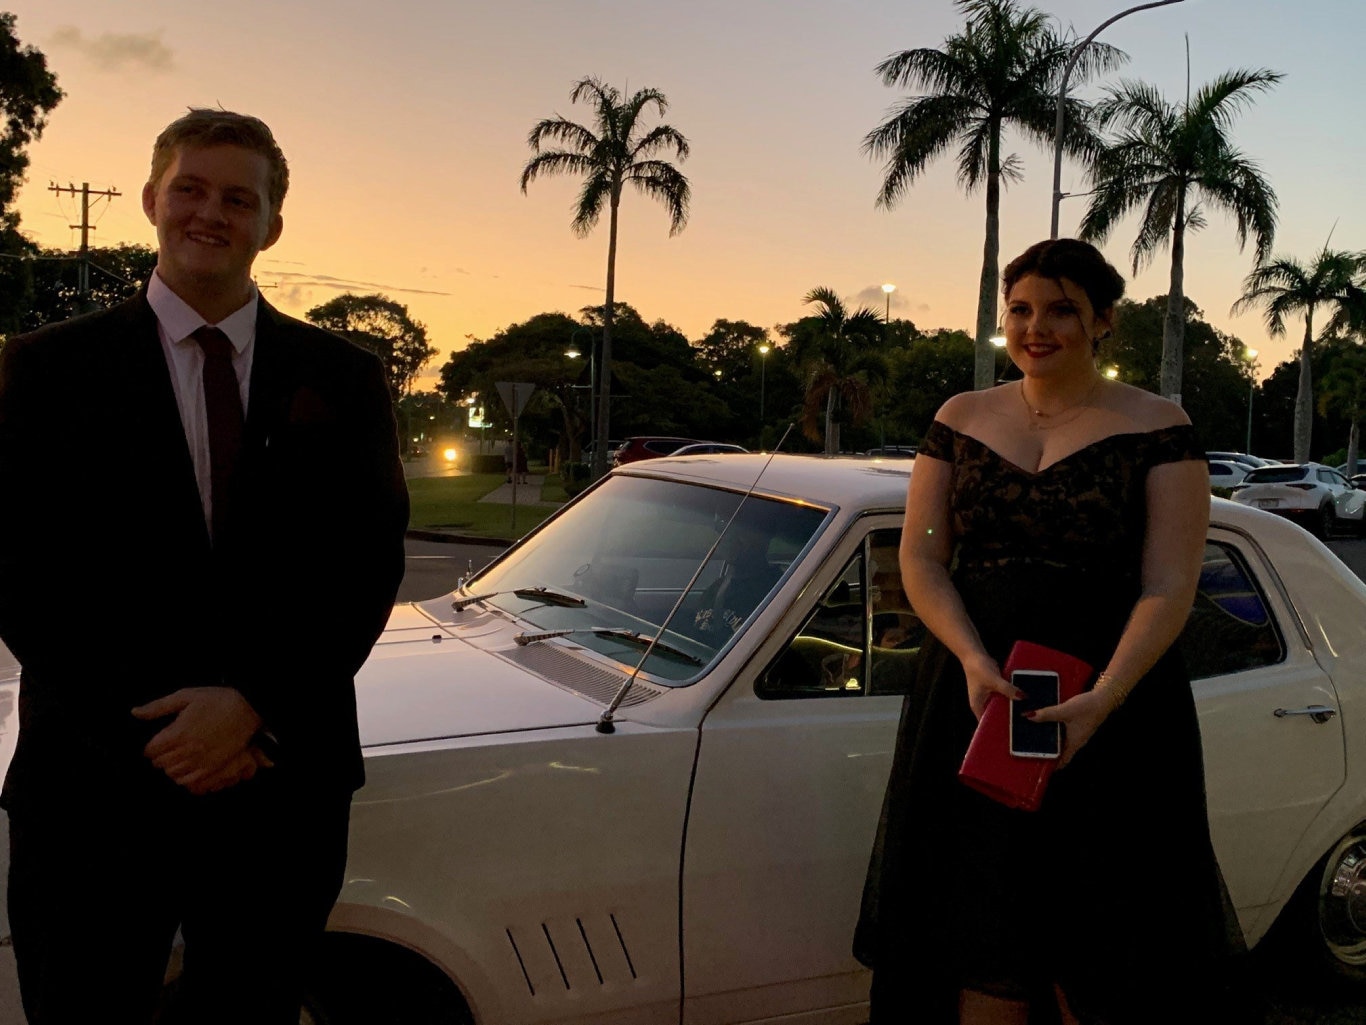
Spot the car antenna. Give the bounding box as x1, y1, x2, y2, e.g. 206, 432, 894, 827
595, 423, 795, 734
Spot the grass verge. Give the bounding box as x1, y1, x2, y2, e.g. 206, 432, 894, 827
406, 472, 562, 540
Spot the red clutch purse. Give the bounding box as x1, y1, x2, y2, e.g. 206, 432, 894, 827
957, 640, 1094, 812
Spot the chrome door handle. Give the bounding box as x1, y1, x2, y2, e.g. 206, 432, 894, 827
1274, 705, 1338, 724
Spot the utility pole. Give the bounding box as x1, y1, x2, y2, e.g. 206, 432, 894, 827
48, 182, 122, 311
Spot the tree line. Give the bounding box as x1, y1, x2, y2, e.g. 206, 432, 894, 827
435, 291, 1365, 472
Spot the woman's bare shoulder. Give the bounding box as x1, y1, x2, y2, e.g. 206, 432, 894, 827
936, 385, 1014, 432
1109, 381, 1191, 431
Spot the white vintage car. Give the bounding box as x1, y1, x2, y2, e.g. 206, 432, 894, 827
2, 453, 1365, 1024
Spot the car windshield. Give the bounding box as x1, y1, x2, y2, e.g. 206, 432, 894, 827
1245, 466, 1309, 484
463, 475, 830, 683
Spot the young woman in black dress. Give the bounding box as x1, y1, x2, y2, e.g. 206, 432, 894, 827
857, 239, 1242, 1024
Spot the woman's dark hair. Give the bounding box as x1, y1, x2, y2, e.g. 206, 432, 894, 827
1002, 238, 1126, 317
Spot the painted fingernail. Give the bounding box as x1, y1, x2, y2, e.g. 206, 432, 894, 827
1023, 710, 1037, 720
1013, 690, 1026, 701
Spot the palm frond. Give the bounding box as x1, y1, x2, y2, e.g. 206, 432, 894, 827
627, 161, 691, 234
568, 76, 619, 111
1186, 68, 1283, 134
874, 46, 972, 95
864, 95, 976, 208
630, 123, 690, 162
520, 150, 597, 192
803, 287, 847, 322
1129, 178, 1181, 273
570, 170, 611, 237
526, 116, 600, 154
1191, 148, 1278, 262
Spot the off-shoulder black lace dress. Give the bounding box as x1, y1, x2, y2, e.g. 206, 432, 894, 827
855, 421, 1245, 1024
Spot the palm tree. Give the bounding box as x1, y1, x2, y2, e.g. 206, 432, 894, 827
863, 0, 1122, 390
800, 288, 885, 453
521, 76, 690, 476
1317, 343, 1366, 475
1232, 247, 1366, 461
1079, 69, 1280, 403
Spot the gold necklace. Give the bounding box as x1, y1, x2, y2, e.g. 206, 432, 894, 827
1019, 377, 1101, 431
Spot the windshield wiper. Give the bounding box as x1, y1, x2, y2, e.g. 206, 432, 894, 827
452, 586, 585, 612
514, 627, 704, 666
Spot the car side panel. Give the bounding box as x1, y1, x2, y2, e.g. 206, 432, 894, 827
682, 690, 892, 1025
1197, 529, 1346, 938
341, 723, 698, 1025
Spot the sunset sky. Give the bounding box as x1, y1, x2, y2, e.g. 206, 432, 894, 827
10, 0, 1363, 388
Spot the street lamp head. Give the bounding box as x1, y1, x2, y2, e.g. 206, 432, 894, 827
882, 283, 896, 295
758, 343, 770, 355
565, 348, 581, 359
1245, 347, 1259, 360
1104, 366, 1120, 379
990, 335, 1007, 348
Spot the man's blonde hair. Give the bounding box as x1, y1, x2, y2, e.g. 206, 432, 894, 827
148, 108, 289, 213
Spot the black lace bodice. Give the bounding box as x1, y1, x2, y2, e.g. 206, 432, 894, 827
918, 419, 1205, 582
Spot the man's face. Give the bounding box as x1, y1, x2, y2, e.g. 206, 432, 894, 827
142, 144, 283, 302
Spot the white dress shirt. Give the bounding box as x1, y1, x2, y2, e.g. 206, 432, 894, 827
146, 271, 259, 534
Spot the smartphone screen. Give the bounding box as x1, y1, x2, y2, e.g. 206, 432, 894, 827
1010, 670, 1061, 759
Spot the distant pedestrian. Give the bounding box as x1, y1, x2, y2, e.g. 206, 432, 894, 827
0, 108, 409, 1025
515, 440, 529, 484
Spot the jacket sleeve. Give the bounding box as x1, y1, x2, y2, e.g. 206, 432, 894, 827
0, 334, 58, 673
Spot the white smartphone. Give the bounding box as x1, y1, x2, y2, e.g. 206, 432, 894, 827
1009, 669, 1061, 759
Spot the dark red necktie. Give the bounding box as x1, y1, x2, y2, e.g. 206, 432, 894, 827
193, 325, 244, 542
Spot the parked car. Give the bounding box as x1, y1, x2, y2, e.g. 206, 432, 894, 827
1353, 474, 1366, 491
864, 445, 918, 459
611, 435, 700, 467
4, 456, 1366, 1023
1207, 451, 1274, 470
1230, 462, 1366, 538
1207, 458, 1250, 487
668, 442, 749, 457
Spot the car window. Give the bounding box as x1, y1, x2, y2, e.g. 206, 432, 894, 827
1180, 541, 1285, 680
465, 475, 828, 683
646, 440, 690, 455
1244, 466, 1307, 484
758, 528, 923, 699
1208, 463, 1232, 476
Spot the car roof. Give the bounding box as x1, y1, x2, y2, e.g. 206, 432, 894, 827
614, 451, 1294, 537
617, 452, 912, 508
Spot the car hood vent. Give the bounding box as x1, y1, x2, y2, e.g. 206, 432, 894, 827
500, 643, 664, 707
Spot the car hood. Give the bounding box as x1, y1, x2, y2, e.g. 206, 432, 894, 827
354, 603, 605, 748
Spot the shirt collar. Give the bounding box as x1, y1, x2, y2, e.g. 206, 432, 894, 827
147, 270, 259, 355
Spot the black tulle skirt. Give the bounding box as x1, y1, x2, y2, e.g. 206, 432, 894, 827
854, 562, 1246, 1024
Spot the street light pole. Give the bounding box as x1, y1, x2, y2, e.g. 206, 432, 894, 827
1050, 0, 1186, 239
757, 343, 770, 433
1245, 348, 1259, 453
882, 283, 896, 327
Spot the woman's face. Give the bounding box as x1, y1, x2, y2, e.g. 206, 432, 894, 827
1003, 273, 1112, 379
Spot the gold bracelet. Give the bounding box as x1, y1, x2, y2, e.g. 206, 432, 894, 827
1093, 672, 1131, 714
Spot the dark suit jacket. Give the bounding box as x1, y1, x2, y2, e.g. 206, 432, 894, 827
0, 292, 409, 809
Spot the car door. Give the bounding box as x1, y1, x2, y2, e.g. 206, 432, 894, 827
680, 521, 912, 1025
1321, 468, 1365, 519
1185, 529, 1346, 929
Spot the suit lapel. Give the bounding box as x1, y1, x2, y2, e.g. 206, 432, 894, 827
118, 293, 211, 549
244, 298, 297, 454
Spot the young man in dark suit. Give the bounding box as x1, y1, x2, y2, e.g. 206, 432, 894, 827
0, 109, 410, 1024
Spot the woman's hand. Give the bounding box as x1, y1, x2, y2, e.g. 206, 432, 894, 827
961, 652, 1015, 720
1026, 689, 1112, 768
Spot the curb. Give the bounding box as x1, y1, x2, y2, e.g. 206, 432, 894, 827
405, 529, 513, 547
